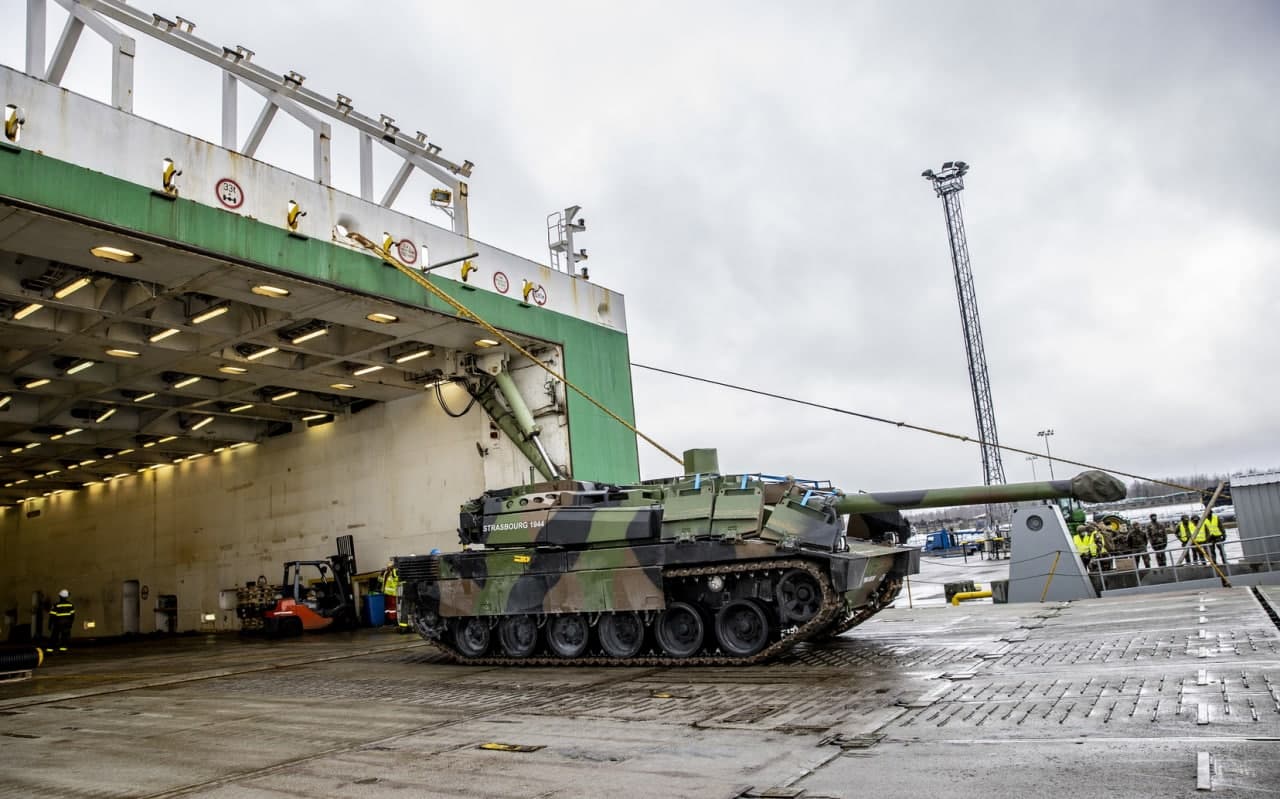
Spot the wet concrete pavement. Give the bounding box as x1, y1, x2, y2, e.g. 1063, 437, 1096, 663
2, 572, 1278, 798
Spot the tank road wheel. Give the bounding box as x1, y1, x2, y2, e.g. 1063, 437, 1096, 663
453, 617, 491, 658
655, 602, 705, 658
546, 614, 590, 658
498, 615, 539, 658
598, 612, 645, 658
715, 599, 771, 657
776, 569, 822, 625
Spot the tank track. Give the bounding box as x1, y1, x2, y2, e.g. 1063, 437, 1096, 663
817, 576, 903, 640
418, 558, 848, 667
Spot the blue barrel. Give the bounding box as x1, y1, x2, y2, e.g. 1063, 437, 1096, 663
364, 593, 386, 626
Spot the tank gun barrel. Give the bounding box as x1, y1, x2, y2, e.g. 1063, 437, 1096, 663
833, 470, 1125, 515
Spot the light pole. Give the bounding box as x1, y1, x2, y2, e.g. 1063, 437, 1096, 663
1025, 455, 1038, 480
1037, 429, 1056, 480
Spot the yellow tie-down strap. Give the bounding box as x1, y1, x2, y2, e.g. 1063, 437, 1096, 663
346, 231, 683, 468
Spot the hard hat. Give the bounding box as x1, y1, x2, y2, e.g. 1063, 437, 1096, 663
58, 589, 69, 598
429, 548, 441, 555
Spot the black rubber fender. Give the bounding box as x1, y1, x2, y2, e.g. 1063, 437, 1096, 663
0, 646, 43, 670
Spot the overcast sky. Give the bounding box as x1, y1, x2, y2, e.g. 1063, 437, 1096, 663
3, 1, 1277, 493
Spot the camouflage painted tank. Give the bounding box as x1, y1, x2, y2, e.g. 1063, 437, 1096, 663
395, 449, 1124, 665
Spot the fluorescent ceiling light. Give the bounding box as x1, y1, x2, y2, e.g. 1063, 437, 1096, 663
291, 328, 328, 344
303, 413, 328, 422
149, 328, 180, 342
190, 306, 229, 324
65, 360, 95, 375
14, 302, 44, 320
230, 403, 254, 413
251, 285, 290, 298
132, 392, 156, 402
117, 448, 134, 455
190, 416, 214, 431
0, 395, 10, 409
172, 376, 201, 389
49, 434, 63, 441
90, 246, 140, 263
158, 435, 177, 443
352, 364, 383, 376
474, 338, 500, 348
24, 442, 39, 449
65, 428, 82, 436
23, 378, 51, 389
79, 459, 96, 466
366, 312, 398, 324
246, 346, 278, 361
54, 276, 93, 299
219, 365, 248, 374
271, 390, 298, 402
395, 349, 432, 364
105, 348, 140, 358
229, 441, 252, 449
142, 441, 156, 448
330, 383, 355, 390
96, 408, 117, 423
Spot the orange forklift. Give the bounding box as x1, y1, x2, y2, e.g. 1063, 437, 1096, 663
236, 536, 359, 636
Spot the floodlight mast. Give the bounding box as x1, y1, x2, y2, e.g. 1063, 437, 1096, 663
922, 162, 1007, 489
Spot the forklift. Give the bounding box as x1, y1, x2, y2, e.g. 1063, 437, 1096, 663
236, 535, 358, 636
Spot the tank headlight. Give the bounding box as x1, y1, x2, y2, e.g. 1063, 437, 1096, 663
707, 575, 725, 592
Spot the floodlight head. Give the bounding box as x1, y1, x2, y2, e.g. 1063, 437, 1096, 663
921, 169, 935, 178
942, 161, 954, 169
564, 204, 582, 221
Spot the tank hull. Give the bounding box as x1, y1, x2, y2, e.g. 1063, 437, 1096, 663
397, 539, 915, 665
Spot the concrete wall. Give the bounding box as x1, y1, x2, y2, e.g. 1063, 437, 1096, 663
0, 383, 538, 637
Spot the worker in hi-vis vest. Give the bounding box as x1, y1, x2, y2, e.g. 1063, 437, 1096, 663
1202, 508, 1227, 564
1072, 525, 1097, 568
48, 589, 76, 652
1176, 515, 1203, 565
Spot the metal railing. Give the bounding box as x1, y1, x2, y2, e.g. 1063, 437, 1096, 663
1086, 532, 1280, 592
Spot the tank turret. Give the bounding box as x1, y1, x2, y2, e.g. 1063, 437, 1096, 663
395, 449, 1126, 665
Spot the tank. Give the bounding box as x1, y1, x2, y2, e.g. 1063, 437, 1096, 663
395, 449, 1124, 665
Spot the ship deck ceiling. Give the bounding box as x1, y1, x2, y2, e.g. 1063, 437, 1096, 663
0, 203, 539, 502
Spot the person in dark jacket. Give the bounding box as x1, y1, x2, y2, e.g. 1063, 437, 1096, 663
48, 589, 76, 652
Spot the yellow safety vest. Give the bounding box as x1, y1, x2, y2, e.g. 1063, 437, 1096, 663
1203, 515, 1224, 540
1091, 530, 1109, 555
382, 569, 400, 595
1072, 532, 1094, 556
1192, 522, 1207, 544
1177, 522, 1194, 543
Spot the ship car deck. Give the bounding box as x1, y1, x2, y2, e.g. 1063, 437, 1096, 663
2, 581, 1278, 798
